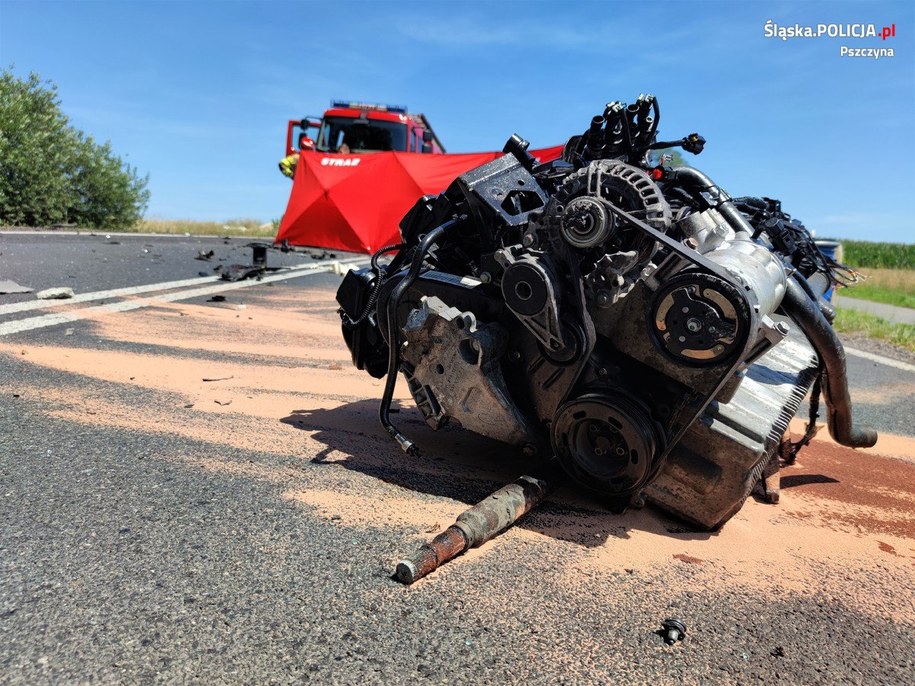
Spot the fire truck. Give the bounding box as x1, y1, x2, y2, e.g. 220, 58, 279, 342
284, 101, 446, 158
276, 101, 563, 253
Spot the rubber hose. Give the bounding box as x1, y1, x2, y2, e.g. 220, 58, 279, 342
782, 278, 877, 448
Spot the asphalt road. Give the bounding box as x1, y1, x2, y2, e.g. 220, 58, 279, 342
1, 233, 914, 685
0, 231, 338, 304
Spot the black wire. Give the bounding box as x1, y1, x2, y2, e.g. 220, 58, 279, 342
378, 217, 462, 455
341, 243, 404, 328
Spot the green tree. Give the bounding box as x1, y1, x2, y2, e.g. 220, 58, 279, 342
0, 69, 149, 228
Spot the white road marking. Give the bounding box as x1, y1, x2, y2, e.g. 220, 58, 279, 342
0, 258, 367, 337
0, 275, 219, 315
10, 260, 907, 376
844, 346, 915, 374
0, 259, 352, 316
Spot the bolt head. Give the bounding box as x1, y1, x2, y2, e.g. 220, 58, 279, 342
661, 618, 686, 645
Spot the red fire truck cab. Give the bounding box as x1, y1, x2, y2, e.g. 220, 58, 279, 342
285, 101, 446, 157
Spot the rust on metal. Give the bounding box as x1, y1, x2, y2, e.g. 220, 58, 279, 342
395, 473, 555, 584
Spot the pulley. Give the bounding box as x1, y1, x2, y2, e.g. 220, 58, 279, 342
651, 272, 749, 366
551, 394, 660, 498
500, 260, 551, 317
550, 160, 671, 263
560, 196, 614, 249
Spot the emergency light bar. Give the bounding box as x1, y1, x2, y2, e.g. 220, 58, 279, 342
331, 100, 408, 114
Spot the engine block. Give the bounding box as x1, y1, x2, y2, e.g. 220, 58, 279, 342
336, 95, 875, 529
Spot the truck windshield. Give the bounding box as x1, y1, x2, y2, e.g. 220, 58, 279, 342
317, 117, 407, 153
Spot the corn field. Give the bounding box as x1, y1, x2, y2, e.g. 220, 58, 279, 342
841, 240, 915, 270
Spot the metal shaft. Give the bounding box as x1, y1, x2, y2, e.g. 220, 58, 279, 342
395, 474, 554, 584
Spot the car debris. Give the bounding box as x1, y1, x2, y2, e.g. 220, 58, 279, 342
36, 287, 74, 300
219, 244, 272, 282
220, 264, 264, 282
335, 94, 876, 577
661, 618, 687, 645
0, 279, 32, 295
195, 249, 215, 261
395, 473, 555, 584
250, 243, 268, 268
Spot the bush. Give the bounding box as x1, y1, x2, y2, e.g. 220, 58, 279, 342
0, 69, 149, 229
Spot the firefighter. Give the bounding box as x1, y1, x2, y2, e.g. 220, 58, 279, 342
278, 134, 315, 179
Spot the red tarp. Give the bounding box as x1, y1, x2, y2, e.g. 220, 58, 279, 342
275, 145, 564, 254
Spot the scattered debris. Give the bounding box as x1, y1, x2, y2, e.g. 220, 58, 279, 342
36, 287, 74, 300
207, 295, 226, 303
250, 243, 268, 268
395, 473, 556, 584
64, 328, 74, 336
194, 250, 215, 261
214, 399, 232, 406
202, 375, 234, 382
661, 618, 687, 645
218, 244, 271, 282
0, 280, 32, 295
106, 240, 120, 245
220, 264, 264, 282
197, 271, 209, 277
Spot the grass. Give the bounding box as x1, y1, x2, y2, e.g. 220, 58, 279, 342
833, 308, 915, 354
838, 267, 915, 309
131, 218, 278, 238
841, 240, 915, 270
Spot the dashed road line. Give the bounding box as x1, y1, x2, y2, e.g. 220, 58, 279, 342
0, 258, 367, 337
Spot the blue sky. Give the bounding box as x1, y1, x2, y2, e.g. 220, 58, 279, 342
1, 0, 912, 242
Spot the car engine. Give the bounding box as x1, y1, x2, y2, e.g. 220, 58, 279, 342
336, 95, 876, 530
